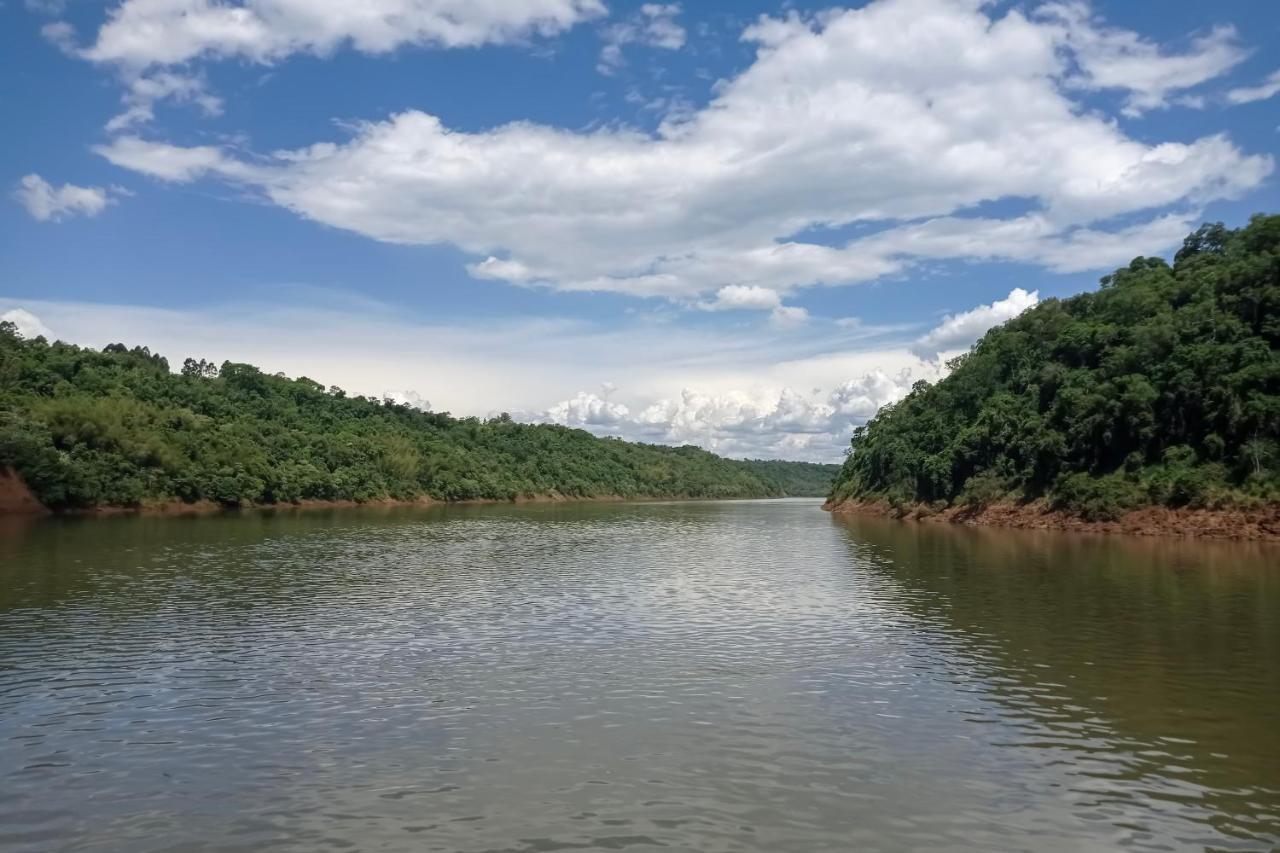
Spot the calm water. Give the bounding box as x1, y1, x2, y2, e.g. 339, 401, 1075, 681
1, 499, 1278, 852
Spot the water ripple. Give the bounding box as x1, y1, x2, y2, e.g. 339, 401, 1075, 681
1, 500, 1277, 852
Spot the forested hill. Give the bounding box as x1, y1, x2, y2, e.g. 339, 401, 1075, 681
736, 459, 840, 497
829, 215, 1280, 521
0, 330, 834, 512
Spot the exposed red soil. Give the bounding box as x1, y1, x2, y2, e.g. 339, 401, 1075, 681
824, 497, 1280, 541
0, 468, 48, 515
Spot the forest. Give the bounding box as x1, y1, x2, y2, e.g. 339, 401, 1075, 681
0, 328, 837, 511
829, 215, 1280, 521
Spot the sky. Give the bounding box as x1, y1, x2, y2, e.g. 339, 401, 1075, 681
2, 0, 1278, 462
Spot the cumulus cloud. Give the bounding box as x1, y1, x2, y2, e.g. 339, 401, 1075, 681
80, 0, 605, 67
57, 0, 603, 129
705, 285, 781, 311
1, 308, 55, 340
598, 3, 686, 74
769, 305, 809, 329
546, 389, 631, 427
1037, 1, 1248, 116
382, 389, 431, 411
13, 174, 115, 222
93, 0, 1272, 308
537, 370, 918, 460
910, 288, 1040, 362
1227, 69, 1280, 105
696, 285, 809, 326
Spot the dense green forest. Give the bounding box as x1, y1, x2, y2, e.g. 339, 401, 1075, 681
830, 215, 1280, 520
735, 459, 839, 497
0, 329, 831, 511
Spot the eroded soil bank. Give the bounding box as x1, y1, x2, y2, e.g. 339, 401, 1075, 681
0, 469, 47, 515
824, 498, 1280, 541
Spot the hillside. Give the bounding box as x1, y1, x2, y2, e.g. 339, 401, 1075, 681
0, 330, 827, 512
736, 459, 840, 497
828, 215, 1280, 526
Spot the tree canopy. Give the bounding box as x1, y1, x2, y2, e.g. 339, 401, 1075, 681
829, 215, 1280, 521
0, 331, 837, 511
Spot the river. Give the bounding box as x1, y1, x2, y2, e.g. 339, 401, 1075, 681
1, 499, 1277, 852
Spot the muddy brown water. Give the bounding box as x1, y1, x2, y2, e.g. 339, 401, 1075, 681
1, 499, 1277, 851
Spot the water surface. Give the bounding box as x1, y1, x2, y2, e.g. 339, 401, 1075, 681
1, 500, 1277, 852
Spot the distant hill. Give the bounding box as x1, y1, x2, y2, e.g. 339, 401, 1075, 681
735, 459, 840, 497
829, 215, 1279, 522
0, 330, 827, 512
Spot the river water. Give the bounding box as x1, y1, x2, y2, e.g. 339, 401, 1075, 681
1, 499, 1277, 852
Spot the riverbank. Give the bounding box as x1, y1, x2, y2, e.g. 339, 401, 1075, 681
823, 498, 1280, 541
0, 469, 795, 519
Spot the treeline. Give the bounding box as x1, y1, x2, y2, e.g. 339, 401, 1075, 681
830, 215, 1280, 520
736, 459, 839, 497
0, 331, 827, 511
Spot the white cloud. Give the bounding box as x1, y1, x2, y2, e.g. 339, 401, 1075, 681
1038, 1, 1248, 116
538, 370, 917, 460
40, 20, 77, 54
382, 389, 431, 411
94, 0, 1272, 307
704, 285, 780, 311
94, 137, 241, 182
105, 71, 224, 132
697, 285, 809, 327
546, 390, 631, 427
1, 309, 55, 340
63, 0, 603, 130
81, 0, 606, 67
769, 305, 809, 329
910, 287, 1040, 361
1227, 69, 1280, 105
13, 174, 115, 222
598, 2, 685, 74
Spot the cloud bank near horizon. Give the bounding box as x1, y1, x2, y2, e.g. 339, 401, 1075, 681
1, 285, 1043, 461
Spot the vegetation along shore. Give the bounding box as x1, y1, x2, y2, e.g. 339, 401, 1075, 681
824, 216, 1280, 540
0, 327, 838, 516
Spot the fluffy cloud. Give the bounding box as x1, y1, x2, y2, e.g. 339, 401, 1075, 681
13, 174, 115, 222
705, 285, 781, 311
598, 3, 685, 74
910, 288, 1040, 361
95, 137, 240, 182
537, 370, 918, 460
0, 308, 55, 340
1227, 69, 1280, 105
382, 389, 431, 411
546, 388, 631, 427
80, 0, 605, 67
94, 0, 1272, 309
57, 0, 603, 129
1037, 2, 1248, 116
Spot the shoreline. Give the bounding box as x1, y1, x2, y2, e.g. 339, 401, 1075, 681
0, 479, 813, 521
823, 498, 1280, 541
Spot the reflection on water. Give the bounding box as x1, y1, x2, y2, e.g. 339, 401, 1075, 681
832, 515, 1280, 848
0, 500, 1277, 852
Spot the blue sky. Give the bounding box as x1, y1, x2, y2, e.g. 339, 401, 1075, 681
3, 0, 1278, 460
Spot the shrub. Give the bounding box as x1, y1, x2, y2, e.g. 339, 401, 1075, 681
1051, 473, 1141, 522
